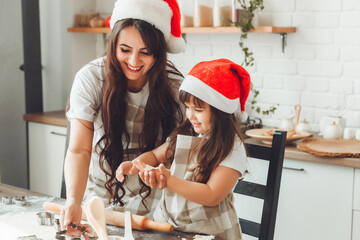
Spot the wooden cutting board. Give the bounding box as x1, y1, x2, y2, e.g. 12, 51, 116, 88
297, 138, 360, 158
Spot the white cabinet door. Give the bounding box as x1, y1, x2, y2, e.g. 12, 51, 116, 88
274, 159, 353, 240
28, 122, 67, 198
353, 169, 360, 211
353, 211, 360, 240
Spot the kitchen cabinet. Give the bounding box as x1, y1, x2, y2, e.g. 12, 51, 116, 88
28, 122, 67, 198
275, 159, 353, 240
234, 157, 354, 240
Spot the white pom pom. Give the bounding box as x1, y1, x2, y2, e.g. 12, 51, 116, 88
167, 35, 186, 53
235, 111, 249, 124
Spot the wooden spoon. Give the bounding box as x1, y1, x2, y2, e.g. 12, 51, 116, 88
293, 104, 301, 130
83, 196, 109, 240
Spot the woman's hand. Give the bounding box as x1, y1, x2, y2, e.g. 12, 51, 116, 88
134, 160, 170, 189
116, 160, 139, 182
60, 200, 83, 230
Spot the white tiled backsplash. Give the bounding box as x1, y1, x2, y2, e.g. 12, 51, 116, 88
90, 0, 360, 130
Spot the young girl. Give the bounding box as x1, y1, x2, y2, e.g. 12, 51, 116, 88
117, 59, 251, 239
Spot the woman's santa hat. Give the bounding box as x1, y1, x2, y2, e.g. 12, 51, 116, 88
180, 59, 251, 120
110, 0, 185, 54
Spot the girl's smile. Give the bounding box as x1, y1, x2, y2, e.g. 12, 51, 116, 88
185, 99, 212, 135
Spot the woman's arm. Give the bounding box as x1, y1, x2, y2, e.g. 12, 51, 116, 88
61, 118, 94, 228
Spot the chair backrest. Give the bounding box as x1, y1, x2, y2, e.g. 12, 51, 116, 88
234, 130, 287, 240
60, 121, 70, 199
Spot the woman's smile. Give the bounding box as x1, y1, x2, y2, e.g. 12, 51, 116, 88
126, 63, 142, 72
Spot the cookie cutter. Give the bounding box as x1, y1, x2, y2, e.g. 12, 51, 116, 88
36, 212, 54, 226
2, 196, 13, 204
54, 222, 97, 240
2, 196, 28, 206
14, 196, 27, 206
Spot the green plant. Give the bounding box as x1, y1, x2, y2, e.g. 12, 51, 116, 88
231, 0, 276, 116
250, 82, 277, 116
231, 0, 264, 67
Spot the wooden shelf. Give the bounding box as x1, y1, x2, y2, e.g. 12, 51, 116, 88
67, 26, 296, 34
68, 27, 110, 33
182, 26, 296, 34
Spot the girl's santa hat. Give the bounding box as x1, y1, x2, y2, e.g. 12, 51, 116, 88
110, 0, 185, 54
180, 59, 251, 120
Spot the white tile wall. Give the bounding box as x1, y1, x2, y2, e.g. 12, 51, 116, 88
85, 0, 360, 130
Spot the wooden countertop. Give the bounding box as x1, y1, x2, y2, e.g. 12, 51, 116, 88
23, 111, 360, 169
23, 110, 67, 127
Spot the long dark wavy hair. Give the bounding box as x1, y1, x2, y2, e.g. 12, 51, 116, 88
97, 19, 184, 207
165, 91, 244, 184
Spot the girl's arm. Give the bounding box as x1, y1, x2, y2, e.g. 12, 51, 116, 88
137, 162, 241, 207
61, 118, 94, 228
167, 166, 240, 206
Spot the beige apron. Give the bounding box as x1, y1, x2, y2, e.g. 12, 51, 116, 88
84, 103, 161, 217
153, 135, 242, 240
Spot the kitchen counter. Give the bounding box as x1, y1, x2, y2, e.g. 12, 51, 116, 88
245, 137, 360, 169
23, 111, 360, 169
0, 184, 203, 239
23, 110, 67, 127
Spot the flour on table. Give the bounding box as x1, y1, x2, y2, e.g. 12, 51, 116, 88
0, 212, 57, 240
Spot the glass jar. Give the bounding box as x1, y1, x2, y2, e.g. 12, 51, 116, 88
194, 0, 213, 27
213, 0, 232, 27
179, 0, 194, 27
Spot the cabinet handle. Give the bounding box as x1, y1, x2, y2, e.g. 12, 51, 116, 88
283, 166, 305, 171
50, 131, 66, 137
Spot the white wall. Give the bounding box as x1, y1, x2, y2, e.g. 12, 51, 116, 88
0, 0, 27, 187
167, 0, 360, 130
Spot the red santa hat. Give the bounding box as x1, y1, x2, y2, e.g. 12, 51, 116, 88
110, 0, 185, 54
180, 59, 251, 116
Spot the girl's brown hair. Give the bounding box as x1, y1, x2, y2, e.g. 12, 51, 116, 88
166, 91, 244, 184
98, 19, 184, 206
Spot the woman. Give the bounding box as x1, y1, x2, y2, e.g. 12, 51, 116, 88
60, 0, 185, 230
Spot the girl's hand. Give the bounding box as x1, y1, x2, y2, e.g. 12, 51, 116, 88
134, 160, 170, 189
116, 160, 139, 182
60, 200, 82, 230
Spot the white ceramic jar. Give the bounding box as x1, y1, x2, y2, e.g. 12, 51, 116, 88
295, 119, 311, 132
323, 122, 343, 139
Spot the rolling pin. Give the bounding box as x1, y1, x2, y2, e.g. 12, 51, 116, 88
43, 202, 173, 232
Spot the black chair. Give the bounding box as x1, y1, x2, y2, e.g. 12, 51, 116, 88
60, 122, 70, 199
234, 131, 287, 240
